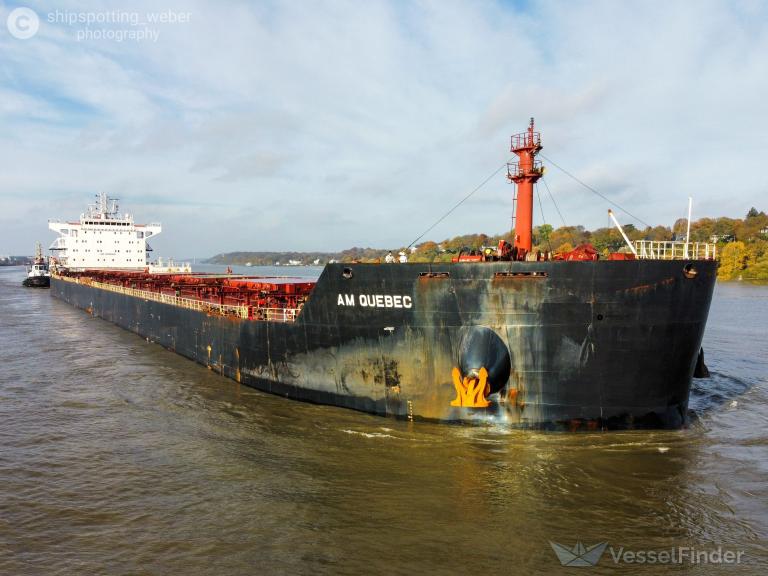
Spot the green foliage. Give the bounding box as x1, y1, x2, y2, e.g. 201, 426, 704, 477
718, 242, 748, 279
713, 217, 740, 237
546, 226, 589, 252
533, 224, 553, 248
742, 239, 768, 281
640, 226, 673, 241
672, 218, 688, 237
590, 227, 624, 253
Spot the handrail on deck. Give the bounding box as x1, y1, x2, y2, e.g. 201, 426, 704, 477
53, 273, 300, 322
633, 240, 717, 261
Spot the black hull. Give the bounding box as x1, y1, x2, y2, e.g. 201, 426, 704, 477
23, 276, 50, 288
51, 260, 717, 429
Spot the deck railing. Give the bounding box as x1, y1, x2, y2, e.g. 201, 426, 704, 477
633, 240, 717, 260
511, 131, 541, 150
54, 273, 300, 322
507, 160, 544, 179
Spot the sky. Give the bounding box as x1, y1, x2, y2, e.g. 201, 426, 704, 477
1, 0, 767, 258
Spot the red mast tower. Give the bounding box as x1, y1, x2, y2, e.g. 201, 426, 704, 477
507, 118, 543, 259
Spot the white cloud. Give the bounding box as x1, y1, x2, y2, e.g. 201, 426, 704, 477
1, 0, 767, 257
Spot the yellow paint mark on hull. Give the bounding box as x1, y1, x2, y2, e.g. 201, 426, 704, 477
450, 366, 490, 408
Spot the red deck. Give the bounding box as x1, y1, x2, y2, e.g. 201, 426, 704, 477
63, 270, 315, 317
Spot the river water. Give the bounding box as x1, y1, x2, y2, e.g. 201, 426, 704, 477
0, 266, 766, 575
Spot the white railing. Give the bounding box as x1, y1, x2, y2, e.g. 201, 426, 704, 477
53, 273, 300, 322
633, 240, 717, 261
253, 308, 300, 322
90, 279, 250, 318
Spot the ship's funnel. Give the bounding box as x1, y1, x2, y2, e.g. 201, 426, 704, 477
457, 326, 511, 394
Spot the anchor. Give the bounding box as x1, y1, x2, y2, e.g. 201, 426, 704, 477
450, 366, 490, 408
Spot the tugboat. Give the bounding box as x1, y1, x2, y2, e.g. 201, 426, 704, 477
22, 242, 51, 288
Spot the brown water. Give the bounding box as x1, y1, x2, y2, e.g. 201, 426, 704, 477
1, 267, 766, 575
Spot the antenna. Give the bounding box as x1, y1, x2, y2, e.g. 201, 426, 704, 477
685, 197, 693, 259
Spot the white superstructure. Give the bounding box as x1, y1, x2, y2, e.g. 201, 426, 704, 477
48, 193, 161, 269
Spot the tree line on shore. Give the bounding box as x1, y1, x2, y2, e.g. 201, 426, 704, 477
208, 208, 768, 280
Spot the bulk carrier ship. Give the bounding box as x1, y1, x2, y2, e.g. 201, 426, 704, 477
48, 121, 717, 429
